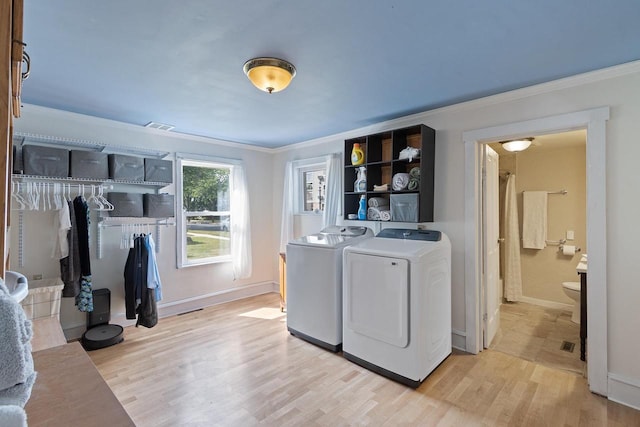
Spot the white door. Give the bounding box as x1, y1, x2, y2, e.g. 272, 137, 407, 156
483, 146, 501, 348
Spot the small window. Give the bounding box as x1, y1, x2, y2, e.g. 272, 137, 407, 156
177, 158, 232, 267
295, 162, 326, 214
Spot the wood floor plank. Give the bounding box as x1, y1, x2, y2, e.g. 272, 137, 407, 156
89, 293, 640, 426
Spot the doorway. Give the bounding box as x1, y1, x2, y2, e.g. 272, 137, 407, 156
463, 106, 609, 395
483, 130, 587, 375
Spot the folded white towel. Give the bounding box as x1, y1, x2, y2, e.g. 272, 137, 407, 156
367, 197, 389, 208
373, 184, 389, 192
379, 210, 391, 221
392, 173, 410, 191
367, 207, 382, 220
0, 291, 35, 392
0, 372, 36, 408
0, 404, 27, 427
522, 191, 548, 249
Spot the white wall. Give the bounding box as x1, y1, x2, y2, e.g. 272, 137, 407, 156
272, 63, 640, 405
12, 105, 276, 336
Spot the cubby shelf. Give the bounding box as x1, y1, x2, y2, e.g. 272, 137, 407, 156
343, 124, 435, 222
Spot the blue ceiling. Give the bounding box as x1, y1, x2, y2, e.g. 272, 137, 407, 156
21, 1, 640, 148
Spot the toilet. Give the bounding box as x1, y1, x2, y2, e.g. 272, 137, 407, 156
562, 281, 581, 323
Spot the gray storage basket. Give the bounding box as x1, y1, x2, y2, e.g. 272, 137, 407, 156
108, 154, 144, 181
70, 150, 109, 179
143, 194, 175, 217
144, 159, 173, 183
390, 193, 419, 222
107, 192, 144, 217
23, 145, 69, 177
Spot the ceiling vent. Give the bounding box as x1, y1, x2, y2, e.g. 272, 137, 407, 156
144, 121, 175, 131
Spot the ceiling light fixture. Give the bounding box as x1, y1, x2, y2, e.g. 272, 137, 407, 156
501, 137, 533, 152
243, 57, 296, 94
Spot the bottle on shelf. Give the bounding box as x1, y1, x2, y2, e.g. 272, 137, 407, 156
357, 195, 367, 220
354, 166, 367, 193
351, 143, 364, 166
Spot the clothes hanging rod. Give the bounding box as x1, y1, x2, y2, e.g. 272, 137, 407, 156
97, 220, 175, 228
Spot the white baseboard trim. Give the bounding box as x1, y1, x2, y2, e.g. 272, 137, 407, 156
519, 296, 573, 311
452, 328, 467, 352
608, 373, 640, 410
63, 281, 279, 341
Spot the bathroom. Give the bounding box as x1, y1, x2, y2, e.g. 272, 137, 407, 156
488, 129, 587, 374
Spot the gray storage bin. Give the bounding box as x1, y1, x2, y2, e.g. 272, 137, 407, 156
70, 150, 109, 179
144, 158, 173, 183
107, 192, 144, 217
390, 193, 419, 222
143, 193, 175, 217
23, 145, 69, 177
108, 154, 144, 181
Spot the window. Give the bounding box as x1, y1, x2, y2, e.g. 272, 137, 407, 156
295, 161, 326, 214
177, 158, 232, 267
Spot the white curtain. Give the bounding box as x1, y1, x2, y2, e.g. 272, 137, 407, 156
279, 161, 295, 253
230, 164, 252, 279
503, 174, 522, 301
322, 153, 341, 228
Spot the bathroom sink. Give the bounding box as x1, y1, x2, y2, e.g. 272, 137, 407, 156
4, 271, 29, 303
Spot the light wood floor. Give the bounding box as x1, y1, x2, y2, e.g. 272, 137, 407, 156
89, 293, 640, 426
490, 302, 586, 375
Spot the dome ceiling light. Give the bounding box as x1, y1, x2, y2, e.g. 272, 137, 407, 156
243, 57, 296, 94
501, 137, 534, 152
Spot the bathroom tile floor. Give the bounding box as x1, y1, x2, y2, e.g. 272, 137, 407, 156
490, 301, 586, 376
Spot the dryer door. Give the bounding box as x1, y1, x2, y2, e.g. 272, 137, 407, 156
344, 253, 409, 348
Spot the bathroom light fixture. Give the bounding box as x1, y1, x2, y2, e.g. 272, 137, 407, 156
501, 137, 533, 152
243, 57, 296, 93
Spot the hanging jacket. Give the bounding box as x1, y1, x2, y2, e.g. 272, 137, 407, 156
124, 236, 146, 319
73, 196, 93, 312
61, 200, 81, 297
124, 235, 157, 327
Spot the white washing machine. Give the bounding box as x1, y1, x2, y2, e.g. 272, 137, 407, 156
342, 228, 451, 388
286, 225, 373, 351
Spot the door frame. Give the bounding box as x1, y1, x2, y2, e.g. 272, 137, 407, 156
463, 106, 609, 396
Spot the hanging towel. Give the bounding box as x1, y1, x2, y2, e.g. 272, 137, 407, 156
503, 175, 523, 301
522, 191, 547, 249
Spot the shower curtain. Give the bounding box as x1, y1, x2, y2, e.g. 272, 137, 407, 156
503, 174, 522, 301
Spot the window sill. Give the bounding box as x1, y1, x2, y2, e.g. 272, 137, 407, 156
179, 256, 232, 269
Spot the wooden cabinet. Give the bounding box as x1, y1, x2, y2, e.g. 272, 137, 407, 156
343, 124, 435, 222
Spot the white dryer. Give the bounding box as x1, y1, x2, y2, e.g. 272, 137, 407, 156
342, 228, 451, 388
286, 225, 373, 351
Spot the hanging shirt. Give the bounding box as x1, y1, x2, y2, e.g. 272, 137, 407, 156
52, 201, 71, 259
145, 234, 162, 302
